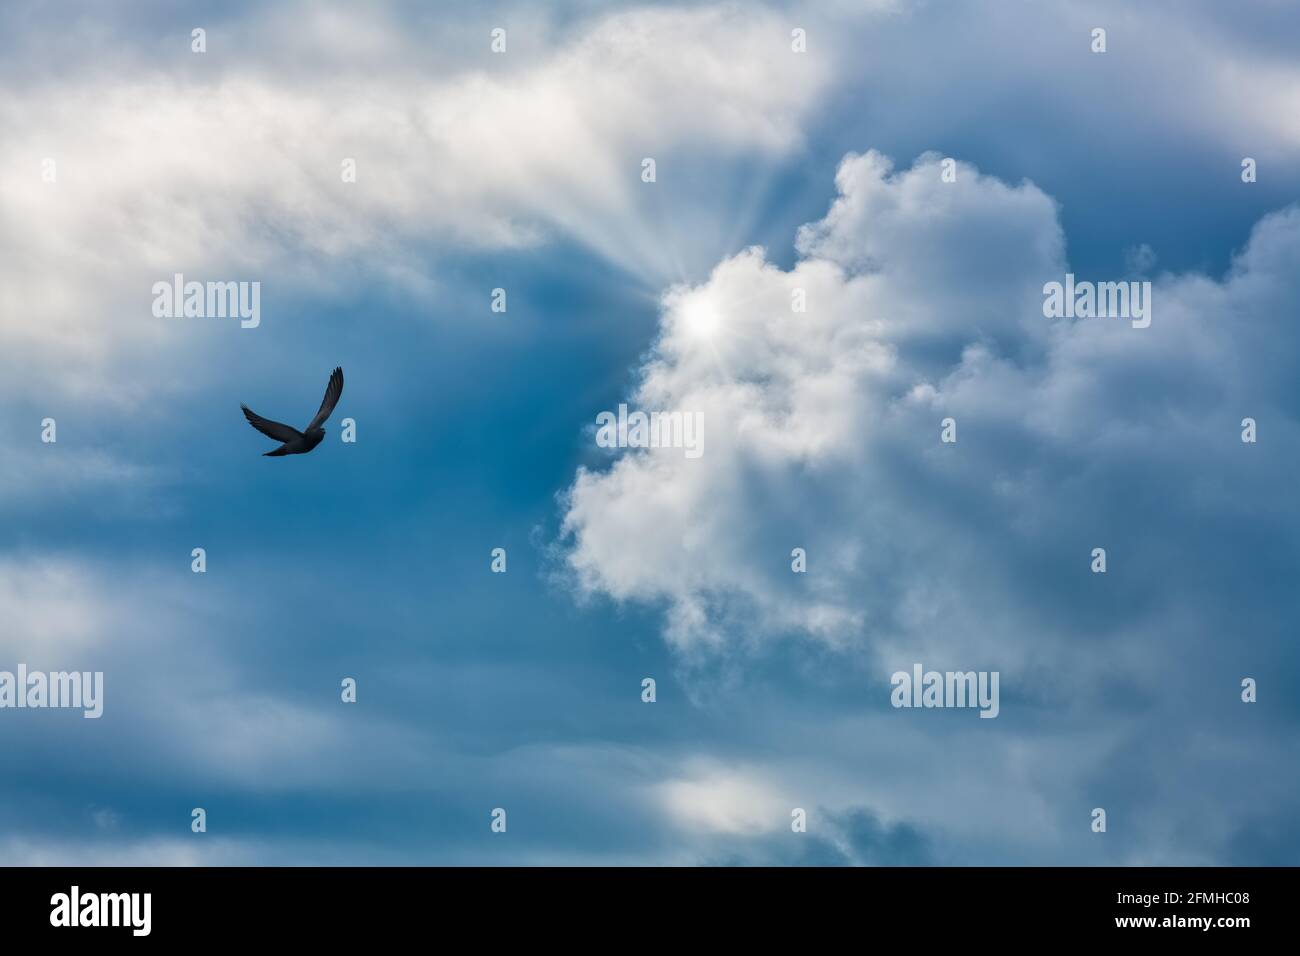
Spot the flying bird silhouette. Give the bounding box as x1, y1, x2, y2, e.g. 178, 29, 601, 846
241, 366, 344, 457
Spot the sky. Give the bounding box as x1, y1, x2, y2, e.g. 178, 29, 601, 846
1, 0, 1298, 865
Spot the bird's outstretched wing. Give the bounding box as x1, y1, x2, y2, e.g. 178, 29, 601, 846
242, 404, 303, 443
306, 366, 344, 431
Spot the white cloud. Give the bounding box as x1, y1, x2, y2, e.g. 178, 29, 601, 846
559, 149, 1300, 687
0, 3, 834, 399
0, 557, 118, 660
656, 760, 791, 835
0, 836, 254, 866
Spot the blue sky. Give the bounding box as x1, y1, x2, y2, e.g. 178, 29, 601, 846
1, 0, 1298, 864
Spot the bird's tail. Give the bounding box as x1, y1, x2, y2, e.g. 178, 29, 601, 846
263, 447, 289, 457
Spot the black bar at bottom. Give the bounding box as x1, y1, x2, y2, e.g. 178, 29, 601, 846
0, 866, 1288, 942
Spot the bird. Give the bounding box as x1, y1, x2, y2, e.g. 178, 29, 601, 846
241, 366, 344, 457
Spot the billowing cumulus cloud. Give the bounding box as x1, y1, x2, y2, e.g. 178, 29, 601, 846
560, 150, 1300, 690
556, 150, 1300, 863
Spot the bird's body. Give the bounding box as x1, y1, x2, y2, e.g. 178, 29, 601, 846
260, 428, 325, 457
242, 367, 343, 457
